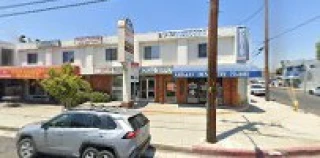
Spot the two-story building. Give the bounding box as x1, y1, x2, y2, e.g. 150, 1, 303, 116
0, 23, 261, 106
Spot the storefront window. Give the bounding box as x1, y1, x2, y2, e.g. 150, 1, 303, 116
112, 75, 123, 101
165, 81, 176, 103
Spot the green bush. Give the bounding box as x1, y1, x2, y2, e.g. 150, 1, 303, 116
89, 92, 111, 103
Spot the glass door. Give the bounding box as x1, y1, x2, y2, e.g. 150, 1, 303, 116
140, 77, 155, 101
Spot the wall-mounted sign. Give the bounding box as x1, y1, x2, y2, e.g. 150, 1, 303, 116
237, 27, 249, 62
74, 36, 103, 46
37, 40, 61, 48
159, 29, 207, 39
140, 66, 173, 74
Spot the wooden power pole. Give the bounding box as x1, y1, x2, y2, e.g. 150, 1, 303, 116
207, 0, 219, 143
264, 0, 270, 101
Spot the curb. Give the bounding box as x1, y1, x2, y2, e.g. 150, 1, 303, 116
152, 143, 320, 157
0, 125, 19, 132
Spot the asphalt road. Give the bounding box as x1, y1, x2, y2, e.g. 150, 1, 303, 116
0, 136, 206, 158
270, 87, 320, 116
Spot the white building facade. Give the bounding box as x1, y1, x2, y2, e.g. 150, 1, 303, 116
0, 25, 261, 106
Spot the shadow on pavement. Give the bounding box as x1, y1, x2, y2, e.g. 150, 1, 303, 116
242, 104, 265, 113
142, 146, 157, 158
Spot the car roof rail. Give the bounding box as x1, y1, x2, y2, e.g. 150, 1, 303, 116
69, 103, 127, 114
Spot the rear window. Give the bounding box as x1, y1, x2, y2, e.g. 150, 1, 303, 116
128, 114, 149, 130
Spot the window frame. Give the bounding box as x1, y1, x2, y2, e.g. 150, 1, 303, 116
198, 43, 207, 58
144, 46, 160, 60
27, 53, 38, 65
62, 51, 75, 63
105, 48, 118, 61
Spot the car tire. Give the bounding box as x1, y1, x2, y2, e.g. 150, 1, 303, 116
17, 138, 37, 158
82, 147, 99, 158
98, 150, 115, 158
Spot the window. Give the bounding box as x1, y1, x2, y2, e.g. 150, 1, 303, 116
27, 54, 38, 64
63, 51, 74, 63
144, 46, 160, 60
69, 114, 97, 128
99, 116, 117, 129
198, 43, 207, 58
1, 49, 14, 66
105, 48, 117, 61
128, 114, 149, 130
47, 114, 72, 128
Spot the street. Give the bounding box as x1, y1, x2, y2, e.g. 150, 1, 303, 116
270, 87, 320, 116
0, 135, 209, 158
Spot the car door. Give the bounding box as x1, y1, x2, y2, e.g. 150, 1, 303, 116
61, 113, 100, 156
41, 114, 72, 155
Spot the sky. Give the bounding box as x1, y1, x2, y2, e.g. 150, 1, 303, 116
0, 0, 319, 71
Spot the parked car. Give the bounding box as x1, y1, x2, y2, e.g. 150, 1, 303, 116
309, 87, 320, 96
250, 84, 266, 96
16, 107, 151, 158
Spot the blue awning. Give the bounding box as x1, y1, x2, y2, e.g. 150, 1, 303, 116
173, 64, 262, 78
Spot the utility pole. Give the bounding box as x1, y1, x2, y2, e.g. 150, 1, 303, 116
207, 0, 218, 143
264, 0, 270, 101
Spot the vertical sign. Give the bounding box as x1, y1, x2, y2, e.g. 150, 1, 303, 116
237, 27, 250, 62
118, 19, 135, 103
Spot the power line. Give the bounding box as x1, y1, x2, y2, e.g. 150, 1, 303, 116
238, 5, 263, 25
0, 0, 109, 19
268, 14, 320, 42
0, 0, 59, 10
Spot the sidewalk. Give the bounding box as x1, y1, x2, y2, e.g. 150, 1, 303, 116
142, 96, 320, 157
0, 98, 320, 156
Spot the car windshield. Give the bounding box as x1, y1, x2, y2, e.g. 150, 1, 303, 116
252, 85, 263, 89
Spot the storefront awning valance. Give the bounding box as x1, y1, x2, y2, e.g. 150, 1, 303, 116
172, 64, 262, 78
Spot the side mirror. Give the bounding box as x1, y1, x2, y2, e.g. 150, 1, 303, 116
41, 123, 49, 130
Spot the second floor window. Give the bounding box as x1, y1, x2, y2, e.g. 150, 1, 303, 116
63, 51, 74, 63
105, 48, 117, 61
27, 53, 38, 64
198, 43, 207, 58
144, 46, 160, 60
1, 49, 14, 66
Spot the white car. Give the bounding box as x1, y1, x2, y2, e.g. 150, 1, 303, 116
309, 87, 320, 96
250, 84, 266, 96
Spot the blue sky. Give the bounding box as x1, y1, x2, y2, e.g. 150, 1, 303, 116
0, 0, 319, 70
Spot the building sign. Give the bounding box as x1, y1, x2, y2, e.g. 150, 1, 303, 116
37, 40, 61, 48
95, 66, 123, 74
140, 66, 173, 74
173, 71, 250, 78
0, 66, 80, 79
237, 27, 249, 62
158, 29, 207, 39
74, 36, 103, 46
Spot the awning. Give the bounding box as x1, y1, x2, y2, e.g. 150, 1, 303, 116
0, 66, 80, 79
173, 64, 262, 78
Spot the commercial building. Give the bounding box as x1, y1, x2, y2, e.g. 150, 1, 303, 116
281, 59, 320, 91
0, 21, 261, 106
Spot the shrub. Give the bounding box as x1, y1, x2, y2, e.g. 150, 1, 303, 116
89, 92, 111, 103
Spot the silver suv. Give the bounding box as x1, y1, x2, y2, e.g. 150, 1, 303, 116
16, 107, 151, 158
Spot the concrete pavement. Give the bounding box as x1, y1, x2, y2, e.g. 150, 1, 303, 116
0, 97, 320, 157
270, 87, 320, 116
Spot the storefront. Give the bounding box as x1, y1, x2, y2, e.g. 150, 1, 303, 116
149, 64, 262, 106
0, 66, 79, 102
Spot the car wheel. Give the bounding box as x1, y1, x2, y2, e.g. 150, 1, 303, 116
98, 150, 115, 158
82, 147, 99, 158
17, 138, 37, 158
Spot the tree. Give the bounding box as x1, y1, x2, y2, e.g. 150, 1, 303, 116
316, 42, 320, 60
41, 64, 92, 109
276, 67, 283, 75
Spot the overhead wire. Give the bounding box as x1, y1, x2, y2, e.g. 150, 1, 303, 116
0, 0, 109, 18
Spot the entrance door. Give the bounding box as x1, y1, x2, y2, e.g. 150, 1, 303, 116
140, 77, 155, 101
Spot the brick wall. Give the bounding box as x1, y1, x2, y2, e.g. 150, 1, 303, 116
85, 75, 113, 94
223, 78, 239, 106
